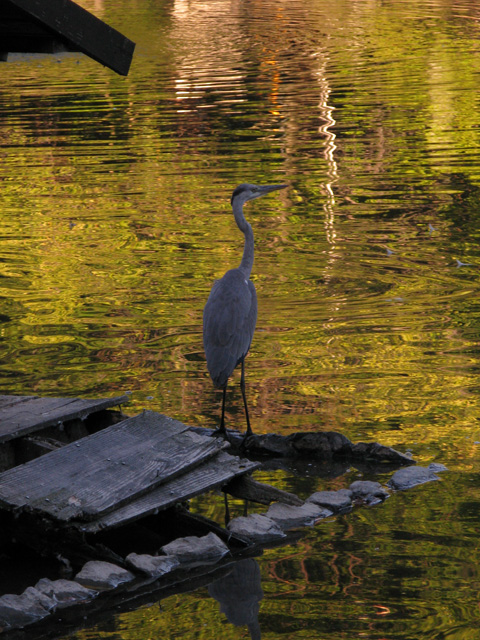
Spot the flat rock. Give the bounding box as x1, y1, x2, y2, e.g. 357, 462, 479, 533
266, 501, 333, 529
126, 553, 180, 578
74, 561, 135, 590
161, 532, 230, 564
306, 489, 353, 512
349, 480, 389, 504
288, 431, 352, 458
22, 587, 56, 613
227, 513, 286, 542
197, 427, 417, 465
242, 431, 352, 458
0, 588, 55, 629
34, 578, 97, 607
243, 433, 294, 456
388, 465, 441, 490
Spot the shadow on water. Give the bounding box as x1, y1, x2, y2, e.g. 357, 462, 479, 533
209, 559, 263, 640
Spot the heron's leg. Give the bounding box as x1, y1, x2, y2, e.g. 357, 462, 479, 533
240, 358, 253, 437
224, 491, 231, 526
219, 385, 227, 433
213, 385, 231, 442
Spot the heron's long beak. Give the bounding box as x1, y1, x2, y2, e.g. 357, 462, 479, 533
255, 183, 288, 198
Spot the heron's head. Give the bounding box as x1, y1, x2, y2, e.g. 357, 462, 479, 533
231, 182, 288, 206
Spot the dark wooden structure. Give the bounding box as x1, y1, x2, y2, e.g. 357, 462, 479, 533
0, 0, 135, 75
0, 393, 129, 444
0, 393, 420, 636
0, 396, 259, 535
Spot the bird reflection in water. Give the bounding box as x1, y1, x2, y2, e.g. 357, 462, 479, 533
208, 558, 264, 639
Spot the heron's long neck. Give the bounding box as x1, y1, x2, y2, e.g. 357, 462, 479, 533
233, 200, 254, 278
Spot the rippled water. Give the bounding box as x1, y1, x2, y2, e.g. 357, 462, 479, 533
3, 0, 480, 637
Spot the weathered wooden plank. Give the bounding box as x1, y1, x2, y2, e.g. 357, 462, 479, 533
0, 412, 226, 521
6, 0, 135, 75
80, 451, 260, 532
0, 394, 129, 444
0, 395, 37, 410
224, 475, 303, 506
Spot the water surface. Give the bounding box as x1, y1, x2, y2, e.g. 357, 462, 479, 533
2, 0, 480, 637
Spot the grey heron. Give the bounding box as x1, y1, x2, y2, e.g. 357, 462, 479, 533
203, 182, 287, 438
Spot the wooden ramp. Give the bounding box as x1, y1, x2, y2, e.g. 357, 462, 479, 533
83, 449, 257, 533
0, 411, 259, 532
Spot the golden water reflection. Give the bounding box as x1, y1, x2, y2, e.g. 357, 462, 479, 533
3, 0, 480, 638
2, 1, 480, 449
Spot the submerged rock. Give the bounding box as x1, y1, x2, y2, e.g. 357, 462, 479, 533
306, 489, 353, 513
349, 480, 389, 504
388, 465, 443, 490
266, 501, 333, 529
126, 553, 179, 578
75, 561, 135, 590
350, 442, 413, 465
428, 462, 448, 473
227, 513, 286, 542
161, 532, 230, 564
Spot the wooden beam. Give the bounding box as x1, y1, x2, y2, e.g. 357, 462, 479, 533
5, 0, 135, 75
224, 475, 304, 506
15, 435, 64, 462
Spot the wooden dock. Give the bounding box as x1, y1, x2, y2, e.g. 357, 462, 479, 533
0, 395, 259, 534
0, 394, 421, 635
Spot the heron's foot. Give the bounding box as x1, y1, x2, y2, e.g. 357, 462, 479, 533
212, 425, 225, 436
212, 425, 233, 445
239, 429, 254, 450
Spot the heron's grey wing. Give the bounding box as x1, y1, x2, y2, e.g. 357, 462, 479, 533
245, 279, 258, 352
203, 271, 257, 388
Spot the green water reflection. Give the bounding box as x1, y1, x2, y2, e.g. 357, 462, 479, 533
3, 0, 480, 638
